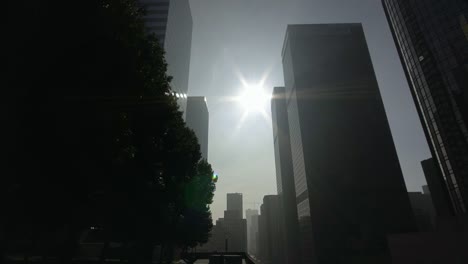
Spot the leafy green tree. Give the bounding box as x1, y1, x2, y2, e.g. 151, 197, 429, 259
177, 160, 216, 249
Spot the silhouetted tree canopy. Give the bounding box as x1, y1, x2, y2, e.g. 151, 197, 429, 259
5, 0, 215, 263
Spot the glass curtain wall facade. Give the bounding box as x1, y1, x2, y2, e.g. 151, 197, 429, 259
382, 0, 468, 214
281, 24, 415, 263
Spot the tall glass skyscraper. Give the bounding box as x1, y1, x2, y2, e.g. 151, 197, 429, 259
282, 24, 415, 263
382, 0, 468, 215
139, 0, 193, 116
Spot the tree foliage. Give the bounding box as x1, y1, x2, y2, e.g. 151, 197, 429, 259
5, 0, 215, 262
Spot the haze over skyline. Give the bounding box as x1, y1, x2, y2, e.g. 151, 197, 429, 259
187, 0, 431, 221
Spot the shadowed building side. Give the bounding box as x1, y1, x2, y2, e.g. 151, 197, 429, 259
382, 0, 468, 214
271, 86, 301, 264
421, 158, 453, 217
282, 23, 416, 264
257, 195, 285, 264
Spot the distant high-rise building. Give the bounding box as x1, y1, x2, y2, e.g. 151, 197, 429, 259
223, 210, 247, 252
281, 23, 416, 263
408, 191, 436, 231
271, 86, 301, 264
257, 212, 266, 261
422, 185, 431, 195
250, 214, 259, 257
245, 209, 259, 256
138, 0, 193, 115
197, 218, 226, 252
198, 194, 247, 253
185, 96, 209, 160
227, 193, 243, 219
421, 158, 453, 216
382, 0, 468, 214
257, 195, 286, 264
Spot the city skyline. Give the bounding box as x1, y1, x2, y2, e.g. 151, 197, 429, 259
188, 0, 430, 222
7, 0, 467, 263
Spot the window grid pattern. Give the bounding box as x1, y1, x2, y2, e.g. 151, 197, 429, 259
138, 0, 170, 45
383, 0, 468, 213
287, 87, 308, 199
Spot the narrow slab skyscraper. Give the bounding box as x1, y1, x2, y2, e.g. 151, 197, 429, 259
186, 96, 209, 160
281, 24, 415, 263
271, 86, 301, 264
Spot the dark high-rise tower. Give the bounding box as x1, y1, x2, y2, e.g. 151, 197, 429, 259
421, 158, 453, 217
185, 96, 209, 160
138, 0, 193, 115
382, 0, 468, 214
271, 86, 301, 264
257, 195, 286, 264
227, 193, 243, 219
282, 24, 415, 263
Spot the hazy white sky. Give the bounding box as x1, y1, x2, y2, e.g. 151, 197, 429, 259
187, 0, 431, 221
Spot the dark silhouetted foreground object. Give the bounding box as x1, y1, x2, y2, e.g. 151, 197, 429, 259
138, 0, 193, 115
5, 1, 215, 263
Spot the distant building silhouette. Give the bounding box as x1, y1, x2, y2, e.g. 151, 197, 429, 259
197, 218, 226, 252
223, 193, 247, 252
185, 96, 209, 160
138, 0, 193, 116
421, 158, 453, 216
281, 23, 416, 263
271, 86, 301, 264
222, 210, 247, 252
245, 209, 259, 256
382, 0, 468, 214
408, 190, 436, 231
227, 193, 243, 219
250, 214, 259, 257
198, 193, 246, 253
257, 195, 286, 264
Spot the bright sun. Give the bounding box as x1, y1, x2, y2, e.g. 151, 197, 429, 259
237, 84, 271, 114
